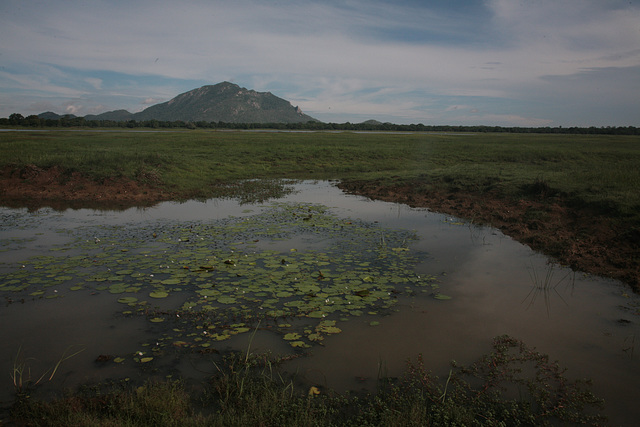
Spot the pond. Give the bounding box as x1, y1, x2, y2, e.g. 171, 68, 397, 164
1, 180, 638, 424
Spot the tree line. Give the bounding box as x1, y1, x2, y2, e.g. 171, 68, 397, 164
2, 113, 638, 135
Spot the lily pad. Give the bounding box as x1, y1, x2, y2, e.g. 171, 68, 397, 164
149, 291, 169, 298
307, 311, 326, 318
284, 332, 302, 340
1, 200, 443, 358
161, 278, 183, 285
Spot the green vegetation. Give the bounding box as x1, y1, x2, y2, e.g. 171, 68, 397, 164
1, 130, 625, 425
10, 345, 86, 397
3, 112, 639, 134
1, 130, 639, 221
1, 202, 435, 356
9, 336, 605, 426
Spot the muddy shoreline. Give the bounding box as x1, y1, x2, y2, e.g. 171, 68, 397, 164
1, 167, 637, 292
338, 179, 639, 293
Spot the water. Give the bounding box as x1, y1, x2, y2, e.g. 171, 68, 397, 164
1, 181, 638, 424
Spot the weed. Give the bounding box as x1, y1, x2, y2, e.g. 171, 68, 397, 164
9, 336, 605, 426
523, 262, 573, 316
10, 344, 85, 397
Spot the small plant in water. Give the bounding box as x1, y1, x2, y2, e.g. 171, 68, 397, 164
8, 336, 605, 426
377, 335, 606, 426
523, 262, 573, 316
10, 345, 85, 397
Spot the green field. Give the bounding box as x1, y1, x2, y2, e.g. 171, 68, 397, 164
1, 130, 639, 222
3, 129, 630, 425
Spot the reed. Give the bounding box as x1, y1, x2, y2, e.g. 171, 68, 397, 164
10, 345, 85, 396
9, 336, 606, 426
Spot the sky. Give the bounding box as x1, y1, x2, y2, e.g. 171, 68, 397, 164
1, 0, 639, 127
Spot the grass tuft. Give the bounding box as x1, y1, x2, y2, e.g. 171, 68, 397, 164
9, 336, 606, 426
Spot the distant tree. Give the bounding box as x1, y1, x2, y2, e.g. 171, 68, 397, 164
9, 113, 24, 125
25, 115, 42, 127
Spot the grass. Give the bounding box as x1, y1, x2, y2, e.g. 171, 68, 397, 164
10, 345, 86, 397
1, 130, 639, 220
8, 336, 606, 426
0, 130, 633, 424
522, 263, 573, 316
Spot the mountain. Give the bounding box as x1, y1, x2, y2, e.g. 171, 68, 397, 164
134, 82, 316, 123
82, 82, 316, 124
43, 82, 317, 124
38, 111, 77, 120
84, 109, 133, 121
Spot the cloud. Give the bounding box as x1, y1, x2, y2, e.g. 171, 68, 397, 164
142, 97, 163, 105
0, 0, 638, 124
445, 105, 473, 112
84, 78, 102, 90
65, 104, 80, 115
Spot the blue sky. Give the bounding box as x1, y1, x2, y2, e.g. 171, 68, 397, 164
1, 0, 639, 126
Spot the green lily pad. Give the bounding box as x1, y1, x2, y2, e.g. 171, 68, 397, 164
109, 284, 127, 294
307, 311, 326, 318
149, 291, 169, 298
1, 200, 442, 357
307, 331, 322, 340
284, 332, 302, 340
115, 270, 134, 275
213, 333, 231, 341
161, 278, 183, 285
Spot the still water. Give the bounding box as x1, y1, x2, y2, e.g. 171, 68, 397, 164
1, 181, 638, 424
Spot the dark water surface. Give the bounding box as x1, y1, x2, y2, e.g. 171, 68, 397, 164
1, 181, 638, 425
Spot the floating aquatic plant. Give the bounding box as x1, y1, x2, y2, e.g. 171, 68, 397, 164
1, 202, 444, 362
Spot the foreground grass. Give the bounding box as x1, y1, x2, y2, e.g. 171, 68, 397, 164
9, 336, 605, 426
1, 130, 638, 220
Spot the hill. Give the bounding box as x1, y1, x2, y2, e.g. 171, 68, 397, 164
84, 109, 134, 122
38, 112, 77, 120
82, 82, 317, 124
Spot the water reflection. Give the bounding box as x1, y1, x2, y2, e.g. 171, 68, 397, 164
522, 262, 574, 316
0, 181, 638, 424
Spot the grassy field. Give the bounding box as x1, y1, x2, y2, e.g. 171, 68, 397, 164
2, 130, 631, 424
1, 129, 639, 221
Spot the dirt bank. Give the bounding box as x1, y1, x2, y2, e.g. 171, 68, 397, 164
337, 180, 639, 293
1, 166, 637, 291
0, 165, 176, 210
